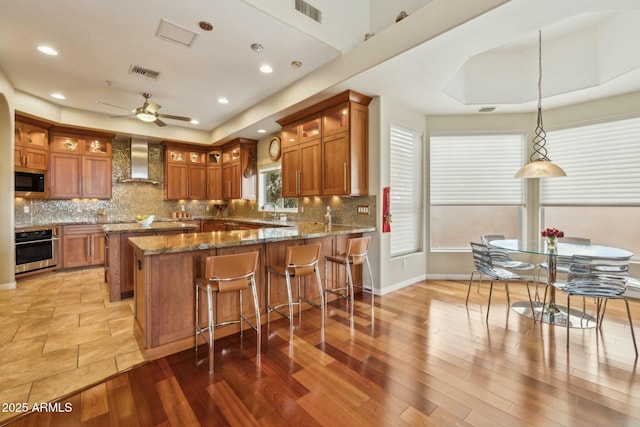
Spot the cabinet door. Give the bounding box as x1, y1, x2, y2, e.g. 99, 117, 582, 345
222, 163, 240, 199
82, 155, 112, 199
50, 153, 82, 198
63, 233, 90, 268
24, 148, 48, 170
300, 114, 321, 143
299, 140, 321, 196
322, 102, 349, 137
322, 132, 350, 195
207, 166, 222, 200
14, 147, 23, 168
188, 165, 207, 200
281, 123, 299, 150
90, 232, 105, 265
166, 163, 188, 200
281, 147, 300, 197
23, 124, 49, 149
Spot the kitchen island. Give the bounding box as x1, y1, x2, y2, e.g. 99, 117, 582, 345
128, 223, 375, 360
104, 221, 199, 301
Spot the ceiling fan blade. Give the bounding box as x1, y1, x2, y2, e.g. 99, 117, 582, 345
110, 113, 134, 118
98, 101, 133, 111
146, 102, 161, 114
154, 118, 167, 127
158, 114, 191, 122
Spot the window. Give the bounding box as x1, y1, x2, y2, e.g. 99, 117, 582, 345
258, 165, 297, 211
390, 124, 423, 257
540, 117, 640, 256
430, 134, 524, 250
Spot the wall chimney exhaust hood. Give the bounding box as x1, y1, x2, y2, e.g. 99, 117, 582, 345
120, 137, 160, 185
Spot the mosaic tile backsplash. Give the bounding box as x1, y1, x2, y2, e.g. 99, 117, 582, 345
15, 140, 376, 227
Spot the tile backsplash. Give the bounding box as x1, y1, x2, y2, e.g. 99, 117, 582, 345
15, 140, 376, 227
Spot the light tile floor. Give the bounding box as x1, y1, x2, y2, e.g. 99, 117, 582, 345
0, 267, 143, 423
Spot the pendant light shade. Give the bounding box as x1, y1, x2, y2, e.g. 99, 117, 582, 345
515, 30, 566, 179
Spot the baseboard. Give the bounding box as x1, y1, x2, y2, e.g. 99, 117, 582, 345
0, 281, 16, 290
379, 274, 428, 296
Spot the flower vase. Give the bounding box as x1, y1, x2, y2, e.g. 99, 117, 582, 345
546, 236, 557, 252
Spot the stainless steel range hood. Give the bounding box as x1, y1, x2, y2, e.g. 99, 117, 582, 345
120, 137, 160, 185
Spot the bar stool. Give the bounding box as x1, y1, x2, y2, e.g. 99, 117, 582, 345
324, 236, 374, 308
194, 251, 261, 373
266, 243, 325, 341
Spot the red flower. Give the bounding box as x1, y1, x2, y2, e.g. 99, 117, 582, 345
541, 228, 564, 238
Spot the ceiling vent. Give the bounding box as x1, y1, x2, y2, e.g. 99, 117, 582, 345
129, 65, 160, 80
156, 18, 198, 47
478, 106, 496, 113
294, 0, 322, 23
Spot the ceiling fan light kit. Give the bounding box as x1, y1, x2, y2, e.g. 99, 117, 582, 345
107, 92, 193, 127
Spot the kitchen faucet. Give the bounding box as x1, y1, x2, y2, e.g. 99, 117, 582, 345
262, 203, 278, 220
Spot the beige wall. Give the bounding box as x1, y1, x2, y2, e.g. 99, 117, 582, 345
0, 69, 15, 289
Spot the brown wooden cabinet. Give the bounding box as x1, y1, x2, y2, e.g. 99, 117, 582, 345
221, 138, 257, 200
164, 144, 207, 200
277, 90, 371, 197
207, 149, 223, 200
62, 225, 105, 268
14, 120, 49, 171
281, 114, 322, 197
49, 133, 112, 199
202, 220, 227, 232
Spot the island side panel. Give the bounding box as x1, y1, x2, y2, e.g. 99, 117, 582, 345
108, 235, 122, 302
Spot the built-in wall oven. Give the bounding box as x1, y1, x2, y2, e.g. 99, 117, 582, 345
15, 226, 59, 275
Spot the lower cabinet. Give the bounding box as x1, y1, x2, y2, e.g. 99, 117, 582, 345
62, 225, 105, 268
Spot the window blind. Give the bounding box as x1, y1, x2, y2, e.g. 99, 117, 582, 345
541, 117, 640, 205
390, 125, 422, 257
430, 134, 524, 205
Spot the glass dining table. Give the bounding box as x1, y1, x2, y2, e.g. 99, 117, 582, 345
489, 239, 633, 327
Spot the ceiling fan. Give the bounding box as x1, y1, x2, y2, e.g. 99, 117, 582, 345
104, 92, 192, 127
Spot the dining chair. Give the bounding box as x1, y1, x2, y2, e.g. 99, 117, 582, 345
535, 236, 591, 284
481, 235, 535, 272
467, 242, 536, 322
551, 255, 637, 357
194, 251, 261, 373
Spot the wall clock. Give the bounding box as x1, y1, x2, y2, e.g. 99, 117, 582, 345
268, 136, 281, 161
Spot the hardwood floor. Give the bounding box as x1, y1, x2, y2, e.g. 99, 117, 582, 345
4, 277, 640, 426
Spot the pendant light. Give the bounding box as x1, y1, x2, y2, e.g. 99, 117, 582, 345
514, 30, 566, 178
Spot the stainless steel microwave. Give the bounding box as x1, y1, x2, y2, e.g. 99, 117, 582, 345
15, 170, 46, 194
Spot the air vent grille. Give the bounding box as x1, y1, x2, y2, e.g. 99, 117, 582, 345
478, 107, 496, 113
295, 0, 321, 23
129, 65, 160, 80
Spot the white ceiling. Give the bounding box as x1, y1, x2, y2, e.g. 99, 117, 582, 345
2, 0, 640, 142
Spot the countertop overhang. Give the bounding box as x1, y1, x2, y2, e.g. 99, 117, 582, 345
128, 224, 375, 255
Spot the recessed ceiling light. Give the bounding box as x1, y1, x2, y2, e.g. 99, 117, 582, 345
251, 43, 263, 52
190, 119, 200, 125
257, 129, 266, 133
291, 60, 302, 69
198, 21, 213, 31
50, 93, 65, 100
37, 46, 58, 56
218, 97, 229, 104
259, 65, 273, 74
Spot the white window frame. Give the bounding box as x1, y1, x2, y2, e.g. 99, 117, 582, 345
257, 165, 297, 213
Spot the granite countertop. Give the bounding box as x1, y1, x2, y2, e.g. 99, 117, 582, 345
103, 221, 199, 233
128, 224, 375, 255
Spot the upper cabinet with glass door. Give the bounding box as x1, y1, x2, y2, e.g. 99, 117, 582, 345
276, 90, 371, 197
